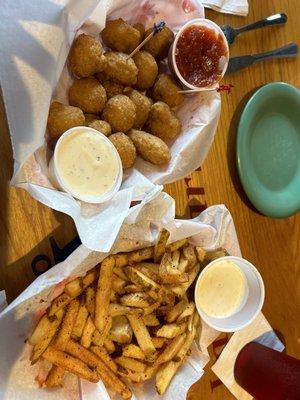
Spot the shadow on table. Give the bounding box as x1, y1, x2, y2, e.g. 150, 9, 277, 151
226, 87, 263, 215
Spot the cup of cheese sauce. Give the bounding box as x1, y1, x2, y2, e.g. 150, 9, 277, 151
49, 126, 122, 203
195, 256, 265, 332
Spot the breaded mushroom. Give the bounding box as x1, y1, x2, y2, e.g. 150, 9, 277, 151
84, 113, 100, 124
68, 34, 106, 78
143, 26, 174, 60
88, 120, 112, 136
109, 132, 136, 168
128, 129, 171, 165
147, 101, 182, 142
101, 18, 141, 54
152, 73, 184, 108
126, 89, 152, 128
133, 51, 158, 90
47, 101, 85, 139
102, 80, 124, 99
102, 94, 136, 132
105, 52, 138, 86
69, 77, 107, 114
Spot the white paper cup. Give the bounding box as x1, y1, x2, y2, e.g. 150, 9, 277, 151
194, 256, 265, 332
49, 126, 123, 203
168, 18, 229, 91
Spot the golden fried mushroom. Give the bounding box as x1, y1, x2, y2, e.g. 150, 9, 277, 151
102, 95, 136, 132
152, 74, 184, 108
84, 113, 100, 124
109, 132, 136, 168
128, 129, 171, 165
69, 77, 107, 114
105, 52, 138, 86
101, 18, 142, 54
143, 27, 174, 60
147, 101, 182, 142
102, 80, 124, 99
126, 89, 152, 128
133, 51, 158, 90
47, 101, 85, 139
132, 22, 145, 38
68, 34, 106, 78
88, 120, 112, 136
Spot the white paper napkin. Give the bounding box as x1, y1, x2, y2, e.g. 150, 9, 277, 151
202, 0, 249, 16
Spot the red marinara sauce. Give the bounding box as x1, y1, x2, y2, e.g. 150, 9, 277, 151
175, 24, 228, 87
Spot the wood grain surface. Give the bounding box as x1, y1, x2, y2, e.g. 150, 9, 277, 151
0, 1, 299, 399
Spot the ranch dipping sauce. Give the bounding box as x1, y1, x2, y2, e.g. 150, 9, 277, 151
52, 127, 122, 203
196, 260, 248, 318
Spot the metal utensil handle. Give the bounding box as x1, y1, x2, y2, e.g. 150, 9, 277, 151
236, 13, 287, 34
253, 42, 299, 62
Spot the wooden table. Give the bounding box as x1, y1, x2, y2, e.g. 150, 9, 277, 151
0, 0, 299, 398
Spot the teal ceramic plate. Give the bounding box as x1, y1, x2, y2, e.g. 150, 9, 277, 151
237, 82, 300, 218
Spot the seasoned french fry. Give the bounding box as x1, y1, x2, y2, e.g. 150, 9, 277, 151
72, 304, 89, 340
143, 301, 160, 315
195, 246, 206, 263
156, 333, 186, 364
118, 364, 157, 383
44, 365, 65, 387
142, 314, 160, 326
123, 284, 141, 293
28, 314, 50, 346
54, 299, 80, 349
49, 293, 71, 317
171, 250, 180, 268
31, 308, 65, 364
91, 345, 118, 373
159, 253, 183, 277
43, 346, 99, 383
177, 255, 189, 273
95, 256, 115, 333
154, 229, 170, 262
166, 238, 188, 253
120, 292, 151, 308
128, 247, 154, 263
85, 286, 96, 317
110, 315, 133, 344
170, 264, 200, 297
156, 360, 178, 395
127, 315, 156, 362
114, 253, 129, 268
109, 303, 143, 317
82, 267, 99, 289
81, 316, 96, 348
112, 274, 127, 293
137, 263, 160, 280
165, 300, 187, 323
155, 323, 181, 339
64, 278, 82, 298
65, 341, 131, 399
182, 246, 197, 270
104, 339, 115, 354
123, 344, 145, 360
92, 316, 112, 346
159, 273, 189, 284
113, 266, 128, 280
177, 302, 195, 323
152, 337, 168, 349
115, 356, 147, 372
205, 248, 229, 262
125, 267, 161, 293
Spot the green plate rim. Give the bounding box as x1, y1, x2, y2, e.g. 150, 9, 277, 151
236, 82, 300, 218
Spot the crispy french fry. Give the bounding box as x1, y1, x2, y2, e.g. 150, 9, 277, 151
166, 239, 188, 253
177, 302, 195, 323
54, 299, 80, 350
82, 267, 99, 289
92, 317, 112, 347
159, 273, 189, 284
205, 248, 229, 262
118, 364, 157, 383
120, 292, 151, 308
95, 256, 115, 333
110, 316, 132, 344
143, 301, 160, 316
31, 308, 65, 364
152, 337, 168, 349
155, 323, 181, 339
64, 278, 82, 298
177, 255, 189, 273
112, 274, 127, 293
128, 247, 154, 263
165, 300, 187, 323
156, 304, 174, 316
113, 266, 128, 280
171, 250, 180, 268
91, 345, 118, 373
49, 293, 71, 317
65, 341, 131, 399
43, 346, 99, 383
156, 333, 186, 364
182, 246, 197, 270
195, 246, 206, 263
123, 284, 141, 293
115, 356, 147, 372
127, 315, 156, 362
44, 365, 65, 387
136, 263, 160, 281
85, 286, 96, 317
170, 264, 199, 297
123, 344, 145, 360
154, 229, 170, 262
155, 360, 178, 395
28, 314, 51, 346
104, 339, 115, 354
142, 314, 160, 326
125, 267, 161, 293
81, 316, 96, 348
72, 304, 89, 340
109, 303, 143, 317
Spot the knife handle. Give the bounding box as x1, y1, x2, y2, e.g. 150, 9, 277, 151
236, 13, 287, 34
253, 43, 299, 62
